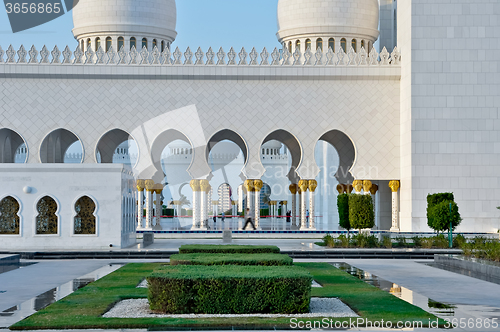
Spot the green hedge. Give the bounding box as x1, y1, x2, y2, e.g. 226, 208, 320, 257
348, 194, 374, 230
147, 265, 311, 314
179, 244, 280, 254
170, 253, 292, 266
337, 193, 350, 231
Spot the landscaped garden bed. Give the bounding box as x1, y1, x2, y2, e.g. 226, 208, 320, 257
170, 252, 293, 266
10, 261, 444, 330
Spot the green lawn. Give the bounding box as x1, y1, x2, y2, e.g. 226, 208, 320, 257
10, 262, 444, 330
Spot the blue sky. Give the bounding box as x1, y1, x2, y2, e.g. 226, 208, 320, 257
0, 0, 281, 52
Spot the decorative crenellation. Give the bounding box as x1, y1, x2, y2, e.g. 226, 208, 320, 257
0, 44, 401, 67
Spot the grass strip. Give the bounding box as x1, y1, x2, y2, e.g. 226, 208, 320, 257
170, 253, 292, 266
10, 262, 444, 330
178, 244, 280, 254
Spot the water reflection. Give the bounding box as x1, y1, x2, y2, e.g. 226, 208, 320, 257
332, 262, 500, 322
0, 264, 122, 328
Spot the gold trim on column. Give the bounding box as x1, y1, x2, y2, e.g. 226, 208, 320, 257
363, 180, 372, 193
190, 179, 200, 192
336, 184, 345, 194
298, 179, 309, 193
308, 180, 318, 192
289, 184, 298, 194
244, 179, 254, 192
352, 180, 363, 193
370, 184, 379, 195
282, 200, 288, 205
253, 179, 264, 192
212, 200, 218, 205
199, 179, 210, 192
389, 180, 400, 192
346, 184, 353, 194
154, 184, 163, 194
136, 179, 145, 192
145, 179, 155, 192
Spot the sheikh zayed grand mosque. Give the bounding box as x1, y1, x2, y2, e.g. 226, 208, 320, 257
0, 0, 499, 249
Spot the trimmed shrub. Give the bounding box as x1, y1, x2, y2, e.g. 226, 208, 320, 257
147, 265, 312, 314
432, 234, 449, 248
382, 235, 392, 248
350, 233, 379, 248
170, 253, 292, 266
337, 234, 350, 248
323, 234, 335, 248
348, 194, 375, 230
453, 234, 467, 248
412, 236, 422, 247
426, 193, 461, 233
428, 201, 462, 233
395, 236, 407, 248
337, 193, 350, 232
179, 244, 280, 254
421, 237, 433, 248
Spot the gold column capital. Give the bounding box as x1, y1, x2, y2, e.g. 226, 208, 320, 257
244, 179, 254, 192
282, 200, 288, 205
136, 179, 145, 192
363, 180, 372, 193
199, 179, 210, 192
346, 184, 353, 194
190, 179, 200, 191
289, 184, 298, 194
145, 179, 155, 192
231, 201, 237, 205
212, 200, 219, 205
298, 179, 309, 193
253, 179, 264, 192
308, 180, 318, 192
154, 184, 163, 194
336, 184, 345, 194
389, 180, 400, 192
370, 184, 379, 195
352, 180, 363, 193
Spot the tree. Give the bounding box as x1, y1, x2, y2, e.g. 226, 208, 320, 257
427, 201, 461, 232
426, 193, 461, 233
348, 194, 374, 231
337, 193, 350, 235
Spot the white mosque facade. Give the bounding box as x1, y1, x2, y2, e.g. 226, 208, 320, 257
0, 0, 499, 249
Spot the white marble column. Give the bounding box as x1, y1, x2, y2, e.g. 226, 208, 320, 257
308, 180, 317, 230
154, 188, 162, 230
389, 180, 400, 232
370, 184, 379, 229
136, 180, 144, 228
144, 180, 154, 229
190, 180, 200, 230
199, 180, 209, 230
299, 180, 308, 230
254, 180, 263, 230
289, 184, 297, 226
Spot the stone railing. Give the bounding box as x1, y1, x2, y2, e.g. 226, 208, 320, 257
0, 44, 401, 67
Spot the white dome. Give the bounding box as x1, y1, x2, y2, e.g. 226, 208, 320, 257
277, 0, 379, 43
73, 0, 177, 45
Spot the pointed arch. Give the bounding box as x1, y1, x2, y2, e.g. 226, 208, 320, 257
0, 195, 21, 235
73, 195, 97, 235
40, 128, 82, 163
35, 195, 59, 235
96, 128, 137, 166
317, 130, 356, 183
261, 129, 302, 183
206, 129, 248, 164
0, 128, 27, 163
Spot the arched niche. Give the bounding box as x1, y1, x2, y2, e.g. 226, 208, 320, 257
261, 130, 302, 183
40, 129, 83, 164
74, 196, 97, 235
96, 129, 138, 166
0, 128, 27, 163
35, 196, 59, 235
317, 130, 355, 183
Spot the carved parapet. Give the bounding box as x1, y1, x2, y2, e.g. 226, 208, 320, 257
0, 44, 401, 68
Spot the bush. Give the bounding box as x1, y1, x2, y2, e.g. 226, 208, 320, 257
179, 244, 280, 254
421, 237, 433, 248
147, 265, 312, 314
337, 193, 350, 232
337, 234, 350, 248
349, 233, 379, 248
453, 234, 467, 248
426, 193, 461, 233
323, 234, 335, 248
433, 234, 449, 248
395, 236, 407, 248
462, 237, 500, 262
170, 253, 292, 266
348, 194, 374, 230
382, 235, 392, 248
412, 236, 422, 247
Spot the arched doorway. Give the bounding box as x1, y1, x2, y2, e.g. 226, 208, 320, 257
314, 130, 355, 230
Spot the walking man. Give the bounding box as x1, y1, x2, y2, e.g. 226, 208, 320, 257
243, 208, 256, 230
